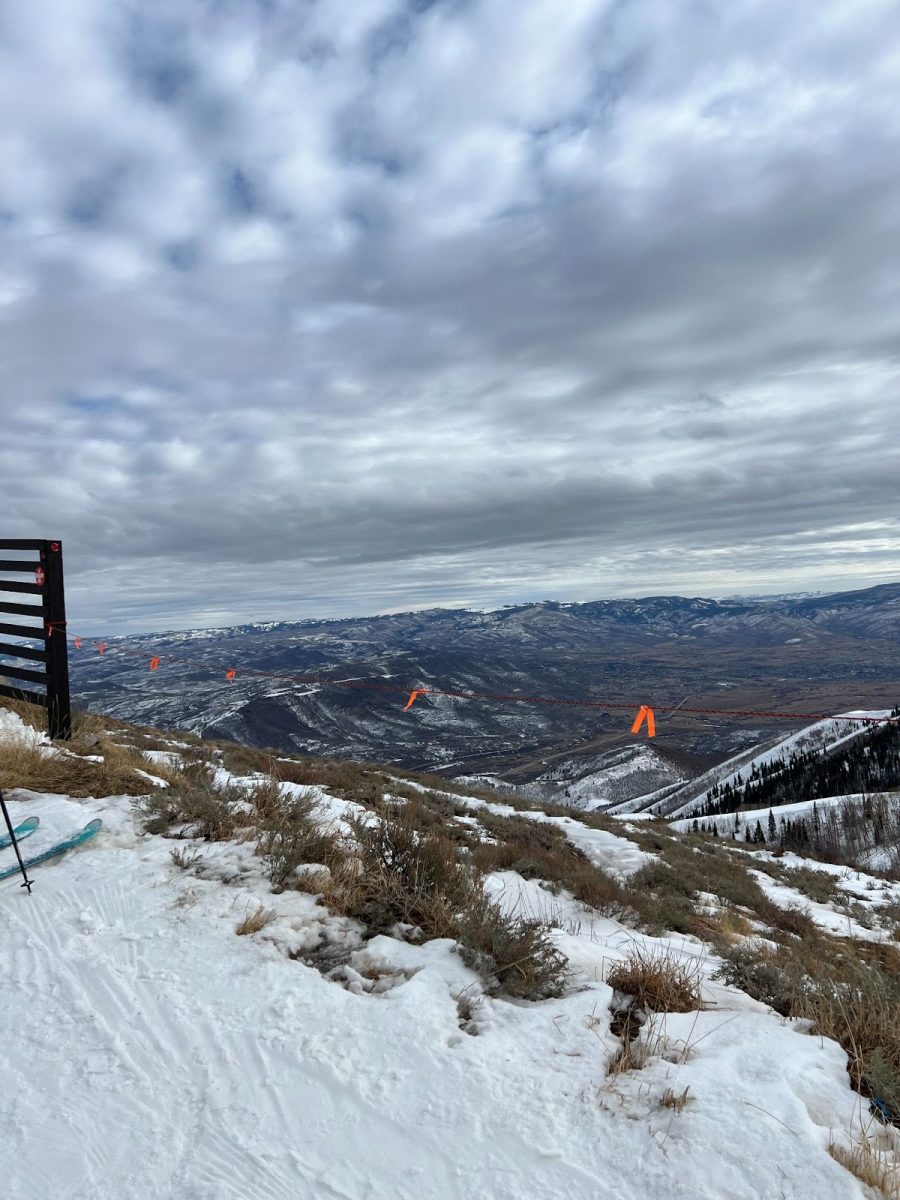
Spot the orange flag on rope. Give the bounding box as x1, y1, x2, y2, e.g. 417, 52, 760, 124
149, 656, 160, 671
631, 705, 656, 737
403, 688, 427, 711
226, 669, 236, 682
97, 642, 106, 656
74, 636, 82, 650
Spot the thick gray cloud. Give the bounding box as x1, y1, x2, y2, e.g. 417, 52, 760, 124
1, 0, 899, 633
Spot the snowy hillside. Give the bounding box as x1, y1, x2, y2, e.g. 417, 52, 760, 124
1, 706, 899, 1199
458, 744, 685, 810
610, 712, 894, 820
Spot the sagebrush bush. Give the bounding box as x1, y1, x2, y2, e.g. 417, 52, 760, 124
797, 965, 900, 1113
321, 809, 568, 1000
324, 812, 473, 939
714, 932, 900, 1121
138, 762, 247, 840
477, 810, 569, 853
456, 896, 569, 1000
257, 791, 342, 888
607, 947, 702, 1013
569, 865, 639, 922
712, 942, 804, 1017
780, 864, 841, 905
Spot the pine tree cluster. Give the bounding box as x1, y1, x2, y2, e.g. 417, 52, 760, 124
697, 709, 900, 819
692, 792, 900, 872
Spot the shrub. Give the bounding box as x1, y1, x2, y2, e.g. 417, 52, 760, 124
607, 947, 703, 1013
324, 812, 473, 939
368, 792, 474, 845
756, 898, 820, 940
257, 791, 342, 888
169, 845, 202, 871
712, 942, 804, 1017
471, 839, 587, 891
780, 864, 841, 905
477, 810, 569, 853
138, 763, 246, 840
797, 965, 900, 1113
570, 865, 639, 922
456, 896, 568, 1000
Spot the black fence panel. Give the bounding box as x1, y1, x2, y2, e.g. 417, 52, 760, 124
0, 540, 71, 739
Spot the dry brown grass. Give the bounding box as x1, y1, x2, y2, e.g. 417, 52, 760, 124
235, 905, 276, 936
0, 732, 166, 797
0, 695, 115, 738
659, 1086, 691, 1111
829, 1128, 900, 1199
607, 947, 703, 1013
690, 907, 755, 943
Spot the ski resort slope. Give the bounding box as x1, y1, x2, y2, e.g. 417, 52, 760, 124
635, 711, 894, 820
0, 718, 879, 1200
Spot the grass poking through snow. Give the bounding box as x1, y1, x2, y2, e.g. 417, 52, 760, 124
607, 946, 703, 1013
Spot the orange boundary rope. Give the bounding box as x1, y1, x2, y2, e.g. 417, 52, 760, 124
51, 628, 899, 734
51, 628, 900, 729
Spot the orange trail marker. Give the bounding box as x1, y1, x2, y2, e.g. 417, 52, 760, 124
226, 669, 236, 681
403, 688, 427, 711
631, 705, 656, 737
149, 656, 160, 671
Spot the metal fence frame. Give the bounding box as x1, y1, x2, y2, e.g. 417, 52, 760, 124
0, 539, 71, 740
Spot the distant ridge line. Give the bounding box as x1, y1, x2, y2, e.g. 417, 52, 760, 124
41, 626, 900, 734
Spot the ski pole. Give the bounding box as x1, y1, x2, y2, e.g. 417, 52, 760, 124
0, 788, 34, 893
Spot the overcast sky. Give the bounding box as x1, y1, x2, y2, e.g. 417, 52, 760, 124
1, 0, 899, 633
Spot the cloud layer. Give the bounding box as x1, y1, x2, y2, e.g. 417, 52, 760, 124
1, 0, 899, 631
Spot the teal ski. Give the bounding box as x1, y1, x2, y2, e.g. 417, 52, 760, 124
0, 819, 102, 882
0, 815, 40, 851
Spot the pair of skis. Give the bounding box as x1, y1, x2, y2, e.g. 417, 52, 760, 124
0, 809, 102, 886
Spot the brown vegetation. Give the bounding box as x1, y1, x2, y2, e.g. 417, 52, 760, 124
607, 946, 703, 1013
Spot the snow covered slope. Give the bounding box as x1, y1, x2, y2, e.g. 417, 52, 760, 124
612, 712, 891, 820
492, 744, 687, 810
0, 710, 890, 1200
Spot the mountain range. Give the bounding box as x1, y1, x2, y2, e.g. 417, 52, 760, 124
67, 583, 900, 792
